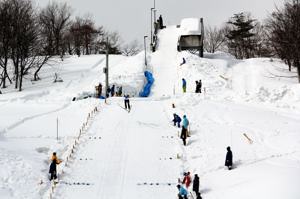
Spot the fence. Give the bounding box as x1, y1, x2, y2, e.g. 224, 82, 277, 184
48, 105, 99, 199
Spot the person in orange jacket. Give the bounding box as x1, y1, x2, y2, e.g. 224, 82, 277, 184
49, 152, 62, 181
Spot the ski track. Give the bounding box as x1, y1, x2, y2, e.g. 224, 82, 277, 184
56, 100, 179, 199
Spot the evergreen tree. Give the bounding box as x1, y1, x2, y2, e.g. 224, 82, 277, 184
226, 12, 257, 59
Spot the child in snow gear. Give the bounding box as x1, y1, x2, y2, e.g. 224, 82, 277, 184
173, 113, 182, 128
182, 78, 187, 93
225, 146, 233, 170
182, 172, 191, 188
177, 184, 188, 199
49, 152, 62, 181
193, 174, 200, 194
180, 57, 186, 66
124, 95, 131, 111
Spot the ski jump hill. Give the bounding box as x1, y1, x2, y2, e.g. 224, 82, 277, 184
0, 23, 300, 199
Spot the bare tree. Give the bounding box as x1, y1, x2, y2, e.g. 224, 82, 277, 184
9, 0, 50, 91
39, 1, 71, 56
121, 40, 142, 56
267, 0, 300, 81
105, 31, 122, 54
0, 0, 13, 88
204, 25, 226, 53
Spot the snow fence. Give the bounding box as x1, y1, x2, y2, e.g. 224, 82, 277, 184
139, 71, 154, 97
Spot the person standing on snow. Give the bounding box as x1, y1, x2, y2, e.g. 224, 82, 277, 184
49, 152, 62, 181
110, 85, 115, 97
225, 146, 233, 170
97, 83, 103, 97
159, 15, 163, 29
182, 172, 192, 188
193, 174, 200, 195
199, 80, 202, 93
117, 86, 122, 97
180, 115, 189, 145
124, 94, 131, 111
183, 115, 189, 136
177, 184, 188, 199
172, 113, 182, 128
182, 78, 187, 93
195, 81, 200, 93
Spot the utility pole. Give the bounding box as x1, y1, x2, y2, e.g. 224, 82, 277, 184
151, 8, 155, 46
105, 37, 109, 97
144, 36, 148, 66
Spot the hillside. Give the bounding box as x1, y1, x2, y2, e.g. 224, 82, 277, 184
0, 25, 300, 199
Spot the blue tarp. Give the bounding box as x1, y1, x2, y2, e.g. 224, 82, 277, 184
139, 71, 154, 97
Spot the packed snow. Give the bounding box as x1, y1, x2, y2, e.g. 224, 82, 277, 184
0, 24, 300, 199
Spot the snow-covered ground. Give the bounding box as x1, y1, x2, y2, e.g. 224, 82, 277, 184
0, 24, 300, 199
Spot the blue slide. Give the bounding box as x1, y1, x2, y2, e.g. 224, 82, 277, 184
139, 71, 154, 97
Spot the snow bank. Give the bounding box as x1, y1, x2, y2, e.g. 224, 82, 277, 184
180, 18, 201, 35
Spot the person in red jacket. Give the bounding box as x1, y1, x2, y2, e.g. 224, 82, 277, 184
182, 172, 192, 188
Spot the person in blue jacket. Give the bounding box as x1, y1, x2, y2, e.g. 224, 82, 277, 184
177, 184, 188, 199
182, 78, 187, 93
180, 115, 189, 145
172, 113, 182, 128
182, 115, 189, 130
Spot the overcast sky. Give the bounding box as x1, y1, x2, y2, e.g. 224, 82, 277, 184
34, 0, 283, 44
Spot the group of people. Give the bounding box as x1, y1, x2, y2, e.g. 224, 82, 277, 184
180, 58, 203, 94
172, 113, 189, 146
174, 148, 233, 199
106, 84, 123, 98
177, 172, 202, 199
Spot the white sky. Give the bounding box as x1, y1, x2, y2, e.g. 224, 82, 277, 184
34, 0, 284, 44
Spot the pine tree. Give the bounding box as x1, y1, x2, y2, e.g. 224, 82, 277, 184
226, 12, 257, 59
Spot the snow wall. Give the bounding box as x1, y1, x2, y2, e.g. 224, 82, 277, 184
139, 71, 154, 97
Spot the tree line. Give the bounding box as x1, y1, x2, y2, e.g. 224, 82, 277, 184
204, 0, 300, 82
0, 0, 141, 92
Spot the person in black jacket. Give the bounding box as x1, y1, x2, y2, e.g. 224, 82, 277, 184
193, 174, 200, 194
225, 146, 233, 170
49, 160, 57, 181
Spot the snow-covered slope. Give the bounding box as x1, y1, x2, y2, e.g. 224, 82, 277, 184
0, 24, 300, 199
